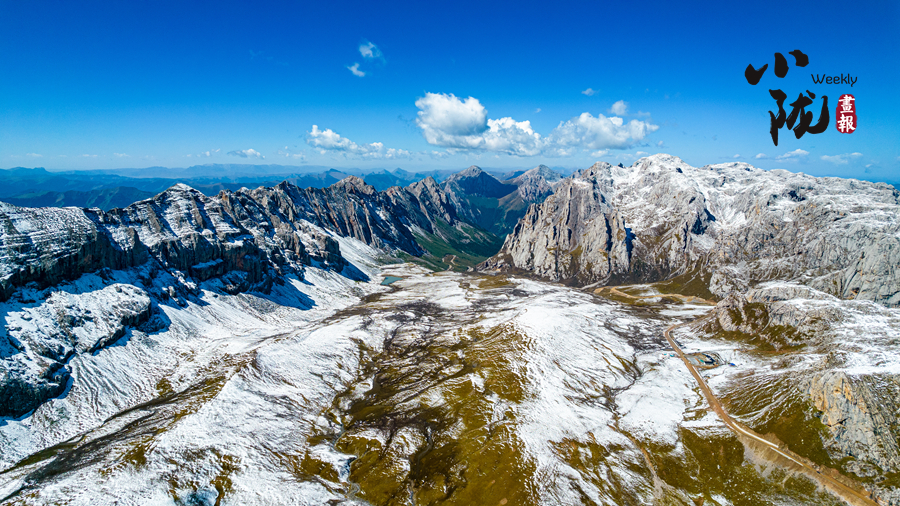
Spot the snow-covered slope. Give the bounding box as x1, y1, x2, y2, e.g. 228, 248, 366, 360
2, 266, 853, 505
0, 175, 481, 418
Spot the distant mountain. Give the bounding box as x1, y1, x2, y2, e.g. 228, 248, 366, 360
67, 163, 348, 179
3, 187, 155, 210
440, 165, 562, 235
363, 168, 433, 191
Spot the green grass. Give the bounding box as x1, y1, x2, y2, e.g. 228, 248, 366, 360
403, 219, 505, 272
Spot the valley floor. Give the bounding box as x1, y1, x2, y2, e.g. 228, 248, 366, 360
0, 247, 884, 505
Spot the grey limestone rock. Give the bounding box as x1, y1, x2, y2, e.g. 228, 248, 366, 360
483, 154, 900, 307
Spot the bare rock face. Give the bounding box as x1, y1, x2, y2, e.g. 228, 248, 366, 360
0, 176, 475, 302
805, 372, 900, 480
0, 177, 468, 417
483, 154, 900, 307
695, 282, 900, 501
0, 203, 147, 300
507, 165, 563, 203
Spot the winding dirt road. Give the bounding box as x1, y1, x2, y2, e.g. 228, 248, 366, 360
664, 322, 880, 506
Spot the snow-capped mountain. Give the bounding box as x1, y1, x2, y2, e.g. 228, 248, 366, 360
483, 154, 900, 307
1, 156, 898, 505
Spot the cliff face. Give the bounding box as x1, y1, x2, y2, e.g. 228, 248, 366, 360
806, 371, 900, 479
0, 176, 476, 301
695, 282, 900, 501
483, 154, 900, 306
0, 177, 468, 417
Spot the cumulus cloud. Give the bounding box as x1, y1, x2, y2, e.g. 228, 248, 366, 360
607, 100, 628, 116
25, 153, 42, 157
416, 93, 489, 139
581, 88, 599, 96
733, 154, 741, 159
821, 152, 863, 165
591, 149, 609, 157
347, 63, 365, 77
776, 149, 809, 160
414, 93, 542, 156
81, 154, 98, 158
548, 112, 658, 151
359, 40, 383, 60
228, 148, 265, 159
414, 92, 658, 157
755, 153, 768, 159
657, 141, 664, 147
114, 153, 129, 158
306, 125, 411, 159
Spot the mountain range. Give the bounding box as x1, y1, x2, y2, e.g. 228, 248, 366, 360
0, 155, 897, 505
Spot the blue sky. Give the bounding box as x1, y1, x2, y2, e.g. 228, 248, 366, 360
2, 0, 898, 181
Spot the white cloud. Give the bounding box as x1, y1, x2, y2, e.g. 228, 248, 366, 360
535, 108, 541, 113
480, 117, 544, 156
548, 112, 658, 151
733, 154, 741, 159
414, 93, 542, 156
359, 40, 383, 60
414, 92, 658, 157
114, 153, 129, 158
430, 150, 451, 159
200, 149, 220, 157
581, 88, 599, 96
591, 149, 609, 157
608, 100, 628, 116
635, 151, 649, 156
755, 153, 768, 159
657, 141, 664, 147
820, 152, 863, 165
227, 148, 265, 159
347, 63, 365, 77
306, 125, 411, 159
25, 153, 42, 157
81, 154, 98, 158
416, 93, 489, 139
776, 149, 809, 160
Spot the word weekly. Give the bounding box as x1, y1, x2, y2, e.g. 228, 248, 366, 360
745, 50, 829, 146
812, 74, 858, 86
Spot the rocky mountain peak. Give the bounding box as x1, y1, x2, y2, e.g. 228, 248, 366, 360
330, 176, 376, 195
443, 166, 515, 199
484, 156, 900, 307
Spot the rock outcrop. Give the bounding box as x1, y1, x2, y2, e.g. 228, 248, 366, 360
482, 154, 900, 306
1, 283, 154, 417
507, 164, 563, 203
806, 371, 900, 479
694, 282, 900, 501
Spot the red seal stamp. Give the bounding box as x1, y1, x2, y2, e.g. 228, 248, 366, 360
836, 94, 856, 134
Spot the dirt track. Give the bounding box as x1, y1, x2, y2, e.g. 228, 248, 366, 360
664, 322, 879, 506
